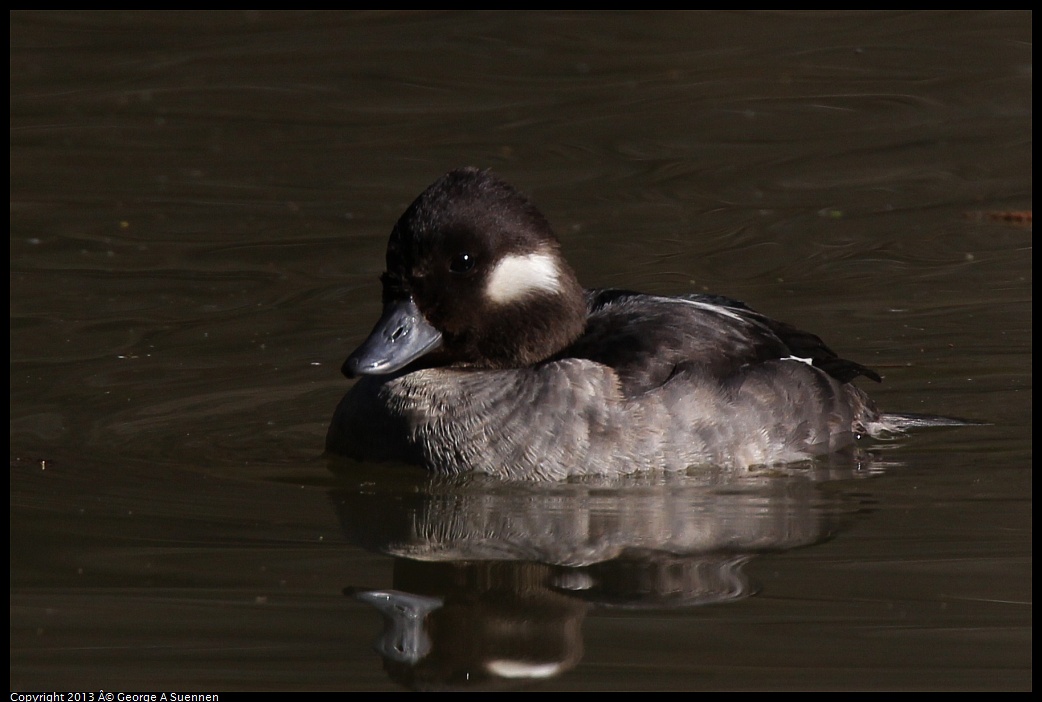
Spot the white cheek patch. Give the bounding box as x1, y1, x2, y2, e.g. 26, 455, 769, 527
485, 251, 562, 304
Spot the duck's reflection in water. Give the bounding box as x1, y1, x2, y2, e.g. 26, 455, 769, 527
331, 459, 881, 689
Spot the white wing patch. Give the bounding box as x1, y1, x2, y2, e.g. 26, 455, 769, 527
649, 294, 747, 322
485, 251, 562, 304
782, 355, 815, 366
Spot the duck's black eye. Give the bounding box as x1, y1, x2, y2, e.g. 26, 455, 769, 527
449, 252, 475, 274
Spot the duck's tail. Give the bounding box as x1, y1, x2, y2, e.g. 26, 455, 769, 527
873, 411, 987, 434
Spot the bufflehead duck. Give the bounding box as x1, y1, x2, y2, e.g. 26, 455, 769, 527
327, 168, 944, 480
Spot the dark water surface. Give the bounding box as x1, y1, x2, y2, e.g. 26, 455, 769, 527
10, 11, 1031, 691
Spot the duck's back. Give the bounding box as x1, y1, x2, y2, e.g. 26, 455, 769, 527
568, 289, 881, 397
